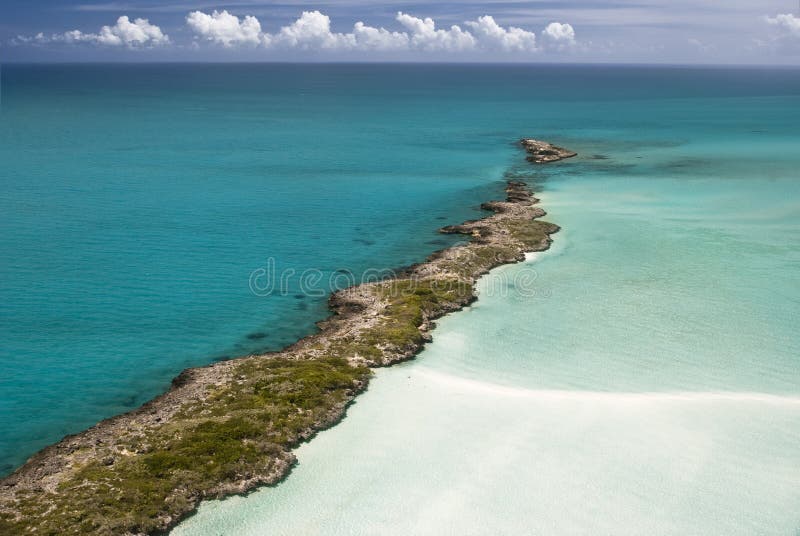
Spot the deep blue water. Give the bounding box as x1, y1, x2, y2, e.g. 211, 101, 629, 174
2, 63, 800, 477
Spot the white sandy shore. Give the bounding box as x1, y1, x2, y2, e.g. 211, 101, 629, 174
414, 367, 800, 405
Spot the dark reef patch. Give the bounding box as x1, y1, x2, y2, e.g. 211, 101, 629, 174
246, 332, 268, 341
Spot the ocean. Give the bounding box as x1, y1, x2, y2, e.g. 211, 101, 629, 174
1, 64, 799, 534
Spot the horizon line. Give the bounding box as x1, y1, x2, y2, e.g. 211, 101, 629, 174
2, 60, 800, 69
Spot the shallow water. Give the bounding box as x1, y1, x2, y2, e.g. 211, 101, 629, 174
172, 68, 800, 535
174, 368, 800, 535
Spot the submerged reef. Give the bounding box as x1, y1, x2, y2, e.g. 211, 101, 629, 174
0, 141, 572, 535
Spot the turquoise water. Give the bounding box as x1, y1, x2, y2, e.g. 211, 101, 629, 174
170, 67, 800, 534
2, 65, 799, 533
0, 64, 520, 473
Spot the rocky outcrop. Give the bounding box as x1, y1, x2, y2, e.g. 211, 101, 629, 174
520, 138, 577, 163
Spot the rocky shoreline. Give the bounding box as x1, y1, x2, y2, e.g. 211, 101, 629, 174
0, 141, 574, 535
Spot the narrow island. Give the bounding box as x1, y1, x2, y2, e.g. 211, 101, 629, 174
0, 139, 575, 535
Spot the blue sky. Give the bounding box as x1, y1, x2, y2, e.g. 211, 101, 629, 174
2, 0, 800, 63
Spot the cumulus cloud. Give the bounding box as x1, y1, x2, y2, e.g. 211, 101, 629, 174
183, 10, 575, 55
186, 10, 264, 47
352, 21, 409, 51
464, 15, 537, 52
765, 14, 800, 37
395, 12, 476, 51
760, 13, 800, 53
271, 11, 354, 49
185, 10, 410, 52
15, 16, 168, 47
16, 10, 577, 56
541, 22, 576, 50
96, 16, 168, 46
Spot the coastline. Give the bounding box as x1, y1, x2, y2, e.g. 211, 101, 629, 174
0, 140, 573, 535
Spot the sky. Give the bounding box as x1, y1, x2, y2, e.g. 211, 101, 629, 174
1, 1, 800, 63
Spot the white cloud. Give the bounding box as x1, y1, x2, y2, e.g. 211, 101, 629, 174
186, 10, 264, 47
464, 15, 538, 52
184, 10, 411, 52
758, 13, 800, 53
351, 21, 409, 51
17, 16, 169, 47
11, 32, 48, 45
16, 10, 577, 56
96, 15, 168, 46
765, 14, 800, 37
395, 12, 476, 52
184, 10, 555, 54
60, 30, 93, 44
541, 22, 576, 50
271, 11, 354, 49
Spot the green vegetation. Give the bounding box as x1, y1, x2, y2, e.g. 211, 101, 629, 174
0, 358, 370, 535
503, 219, 558, 249
322, 278, 473, 366
360, 278, 473, 357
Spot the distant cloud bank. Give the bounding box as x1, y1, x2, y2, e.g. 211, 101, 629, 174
765, 13, 800, 36
16, 16, 169, 48
14, 10, 576, 55
185, 10, 576, 53
760, 13, 800, 53
7, 3, 800, 63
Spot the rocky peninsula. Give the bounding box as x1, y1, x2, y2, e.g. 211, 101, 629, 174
0, 141, 575, 535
